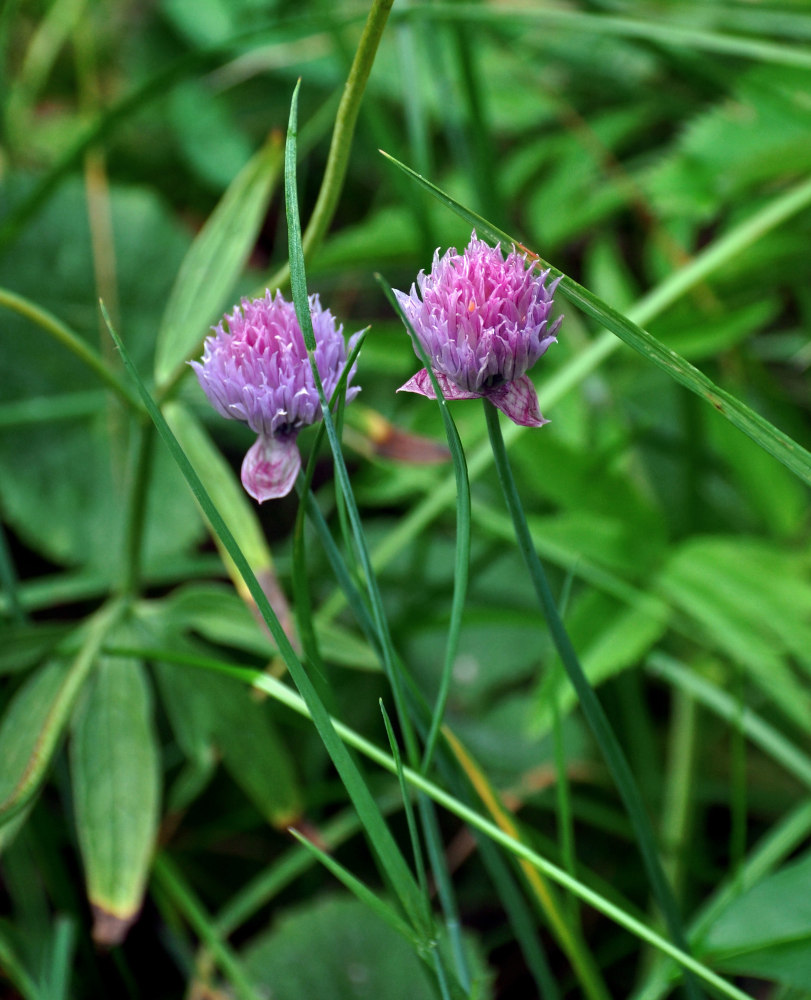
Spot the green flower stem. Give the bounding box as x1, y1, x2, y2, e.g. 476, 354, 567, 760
135, 645, 751, 1000
0, 287, 143, 412
377, 272, 472, 988
660, 689, 697, 895
381, 157, 811, 488
267, 0, 395, 291
417, 794, 470, 993
376, 276, 472, 775
285, 88, 467, 983
380, 701, 432, 921
152, 854, 262, 1000
482, 401, 701, 1000
309, 164, 811, 630
106, 305, 429, 938
285, 84, 421, 776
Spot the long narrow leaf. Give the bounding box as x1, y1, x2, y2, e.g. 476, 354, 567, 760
287, 828, 423, 948
284, 83, 420, 771
152, 854, 262, 1000
101, 305, 429, 938
113, 642, 753, 1000
401, 5, 811, 70
376, 274, 471, 774
379, 153, 811, 488
71, 657, 160, 945
483, 402, 701, 1000
0, 599, 125, 825
155, 139, 282, 390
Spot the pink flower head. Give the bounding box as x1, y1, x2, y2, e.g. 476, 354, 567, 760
191, 290, 360, 502
395, 232, 561, 426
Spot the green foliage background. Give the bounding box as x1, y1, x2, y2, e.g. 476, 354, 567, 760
1, 0, 811, 997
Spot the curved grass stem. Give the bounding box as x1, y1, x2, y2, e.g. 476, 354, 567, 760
483, 400, 702, 1000
267, 0, 395, 291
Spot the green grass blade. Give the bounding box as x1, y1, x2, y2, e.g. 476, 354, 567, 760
0, 925, 43, 1000
376, 274, 471, 774
213, 793, 403, 937
647, 653, 811, 790
379, 701, 430, 907
291, 331, 370, 691
483, 402, 701, 1000
119, 643, 752, 1000
401, 4, 811, 70
101, 306, 428, 938
379, 153, 811, 488
474, 833, 562, 1000
287, 828, 423, 949
284, 82, 419, 769
151, 854, 262, 1000
0, 287, 142, 412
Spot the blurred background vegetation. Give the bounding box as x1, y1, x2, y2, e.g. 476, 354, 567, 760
2, 0, 811, 997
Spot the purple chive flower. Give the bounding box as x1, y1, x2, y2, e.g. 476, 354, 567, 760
191, 290, 360, 503
395, 232, 561, 427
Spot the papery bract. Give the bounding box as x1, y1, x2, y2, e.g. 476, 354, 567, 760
191, 290, 360, 502
395, 232, 561, 426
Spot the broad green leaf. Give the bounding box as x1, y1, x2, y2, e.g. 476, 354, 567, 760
211, 672, 302, 829
153, 656, 301, 828
701, 851, 811, 990
168, 80, 253, 190
0, 601, 122, 825
0, 180, 201, 571
241, 895, 443, 1000
0, 807, 31, 856
0, 623, 69, 675
149, 648, 218, 812
163, 402, 273, 579
71, 657, 160, 946
162, 582, 278, 657
161, 581, 378, 670
404, 607, 547, 712
0, 661, 70, 824
154, 138, 282, 388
